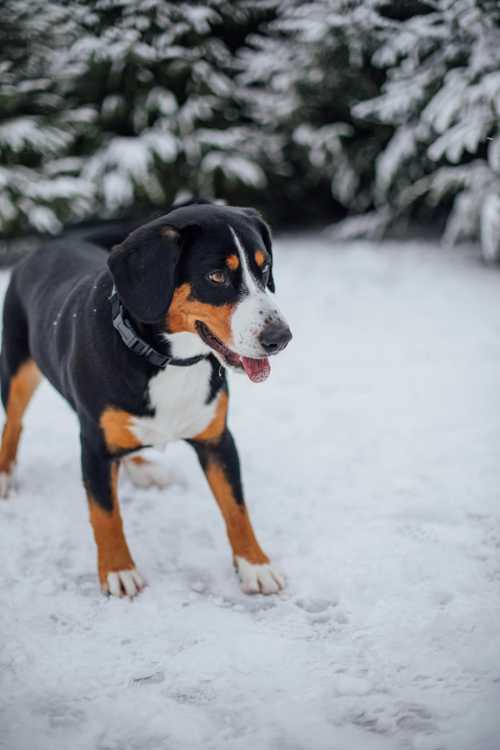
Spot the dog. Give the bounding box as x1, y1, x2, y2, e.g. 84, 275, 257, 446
0, 202, 292, 597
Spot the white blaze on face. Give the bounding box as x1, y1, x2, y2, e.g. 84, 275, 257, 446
229, 226, 288, 358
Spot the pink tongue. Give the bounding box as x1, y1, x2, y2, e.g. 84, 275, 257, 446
241, 356, 271, 383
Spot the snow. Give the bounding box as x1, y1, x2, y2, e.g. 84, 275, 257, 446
1, 236, 500, 750
201, 153, 266, 188
0, 118, 70, 154
480, 194, 500, 263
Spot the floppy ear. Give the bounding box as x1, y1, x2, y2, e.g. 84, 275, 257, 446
237, 207, 275, 292
108, 225, 182, 323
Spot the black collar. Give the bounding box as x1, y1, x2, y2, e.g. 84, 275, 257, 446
110, 287, 207, 369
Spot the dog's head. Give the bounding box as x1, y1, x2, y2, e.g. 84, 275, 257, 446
108, 203, 292, 382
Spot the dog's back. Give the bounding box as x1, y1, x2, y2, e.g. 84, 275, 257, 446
1, 239, 118, 412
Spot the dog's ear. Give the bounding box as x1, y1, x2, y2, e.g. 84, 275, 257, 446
256, 216, 275, 293
108, 225, 183, 323
237, 207, 275, 292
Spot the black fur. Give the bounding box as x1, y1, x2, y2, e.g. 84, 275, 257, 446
108, 223, 184, 323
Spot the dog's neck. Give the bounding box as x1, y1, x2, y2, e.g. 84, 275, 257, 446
125, 313, 211, 368
160, 330, 212, 361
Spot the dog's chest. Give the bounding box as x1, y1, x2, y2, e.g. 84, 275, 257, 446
130, 360, 218, 445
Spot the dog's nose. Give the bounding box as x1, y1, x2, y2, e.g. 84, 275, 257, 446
259, 321, 292, 354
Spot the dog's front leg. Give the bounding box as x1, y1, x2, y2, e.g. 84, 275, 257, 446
81, 438, 145, 597
189, 429, 284, 595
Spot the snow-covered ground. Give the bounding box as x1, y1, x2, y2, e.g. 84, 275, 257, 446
1, 236, 499, 750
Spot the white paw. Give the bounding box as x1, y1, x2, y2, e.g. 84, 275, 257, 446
102, 568, 146, 598
124, 451, 171, 489
235, 557, 285, 595
0, 469, 14, 499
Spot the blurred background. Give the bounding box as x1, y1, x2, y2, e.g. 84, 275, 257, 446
1, 0, 500, 261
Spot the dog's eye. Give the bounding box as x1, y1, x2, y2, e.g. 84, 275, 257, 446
206, 270, 228, 286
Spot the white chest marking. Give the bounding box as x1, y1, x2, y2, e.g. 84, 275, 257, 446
130, 360, 218, 446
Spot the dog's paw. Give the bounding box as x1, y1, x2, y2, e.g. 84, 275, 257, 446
235, 557, 285, 595
0, 469, 15, 499
124, 453, 171, 490
102, 568, 146, 598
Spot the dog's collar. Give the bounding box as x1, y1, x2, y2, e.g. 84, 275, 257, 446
110, 287, 207, 369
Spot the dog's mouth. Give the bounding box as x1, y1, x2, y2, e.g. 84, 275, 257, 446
195, 321, 270, 383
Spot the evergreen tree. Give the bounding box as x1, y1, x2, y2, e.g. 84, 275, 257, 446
342, 0, 500, 258
0, 0, 275, 235
0, 1, 92, 233
239, 0, 391, 223
245, 0, 500, 255
2, 0, 499, 259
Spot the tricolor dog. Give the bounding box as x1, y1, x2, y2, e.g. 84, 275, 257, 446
0, 202, 292, 597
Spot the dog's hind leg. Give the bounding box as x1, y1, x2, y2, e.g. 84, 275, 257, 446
0, 283, 41, 497
81, 436, 145, 597
0, 360, 41, 496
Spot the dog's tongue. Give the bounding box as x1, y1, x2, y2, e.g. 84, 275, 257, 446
241, 356, 271, 383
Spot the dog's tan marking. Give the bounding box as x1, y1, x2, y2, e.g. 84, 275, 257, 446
226, 254, 240, 271
129, 455, 146, 466
87, 463, 136, 590
167, 283, 235, 345
160, 226, 180, 240
100, 408, 142, 453
0, 360, 41, 475
206, 461, 269, 565
193, 392, 228, 442
254, 250, 267, 268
